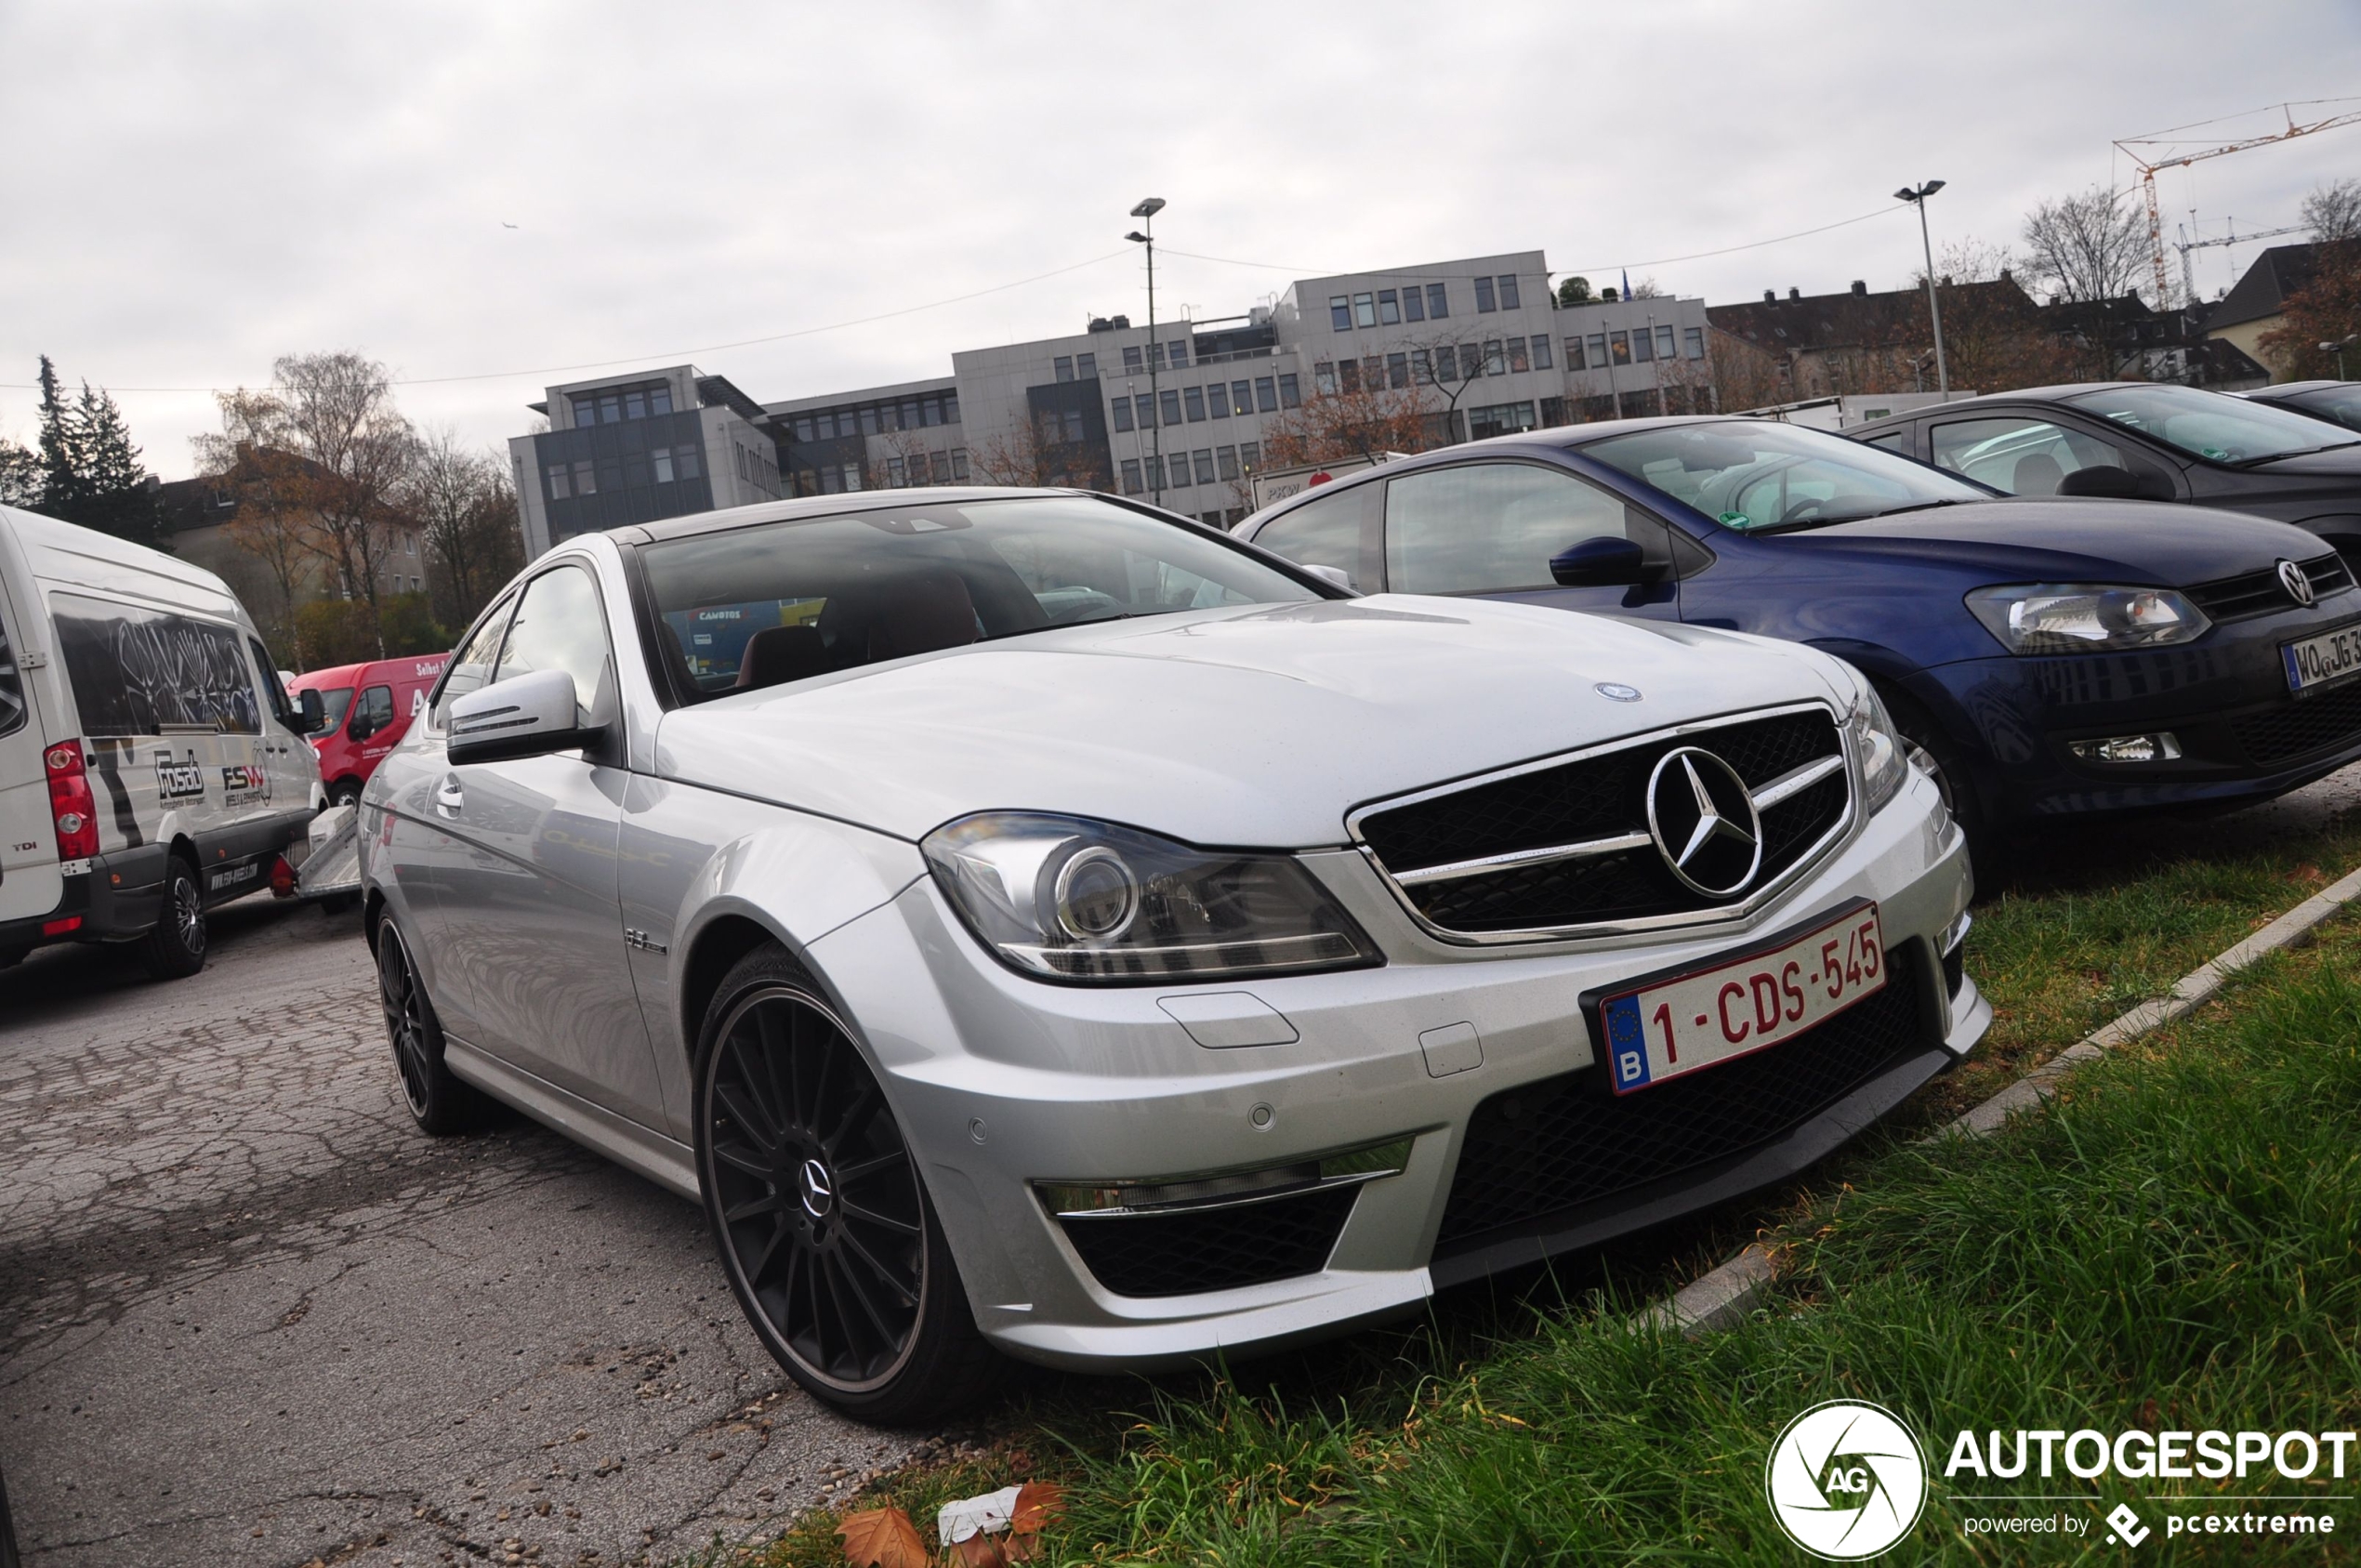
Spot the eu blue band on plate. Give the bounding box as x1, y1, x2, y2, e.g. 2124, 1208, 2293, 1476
1603, 994, 1650, 1088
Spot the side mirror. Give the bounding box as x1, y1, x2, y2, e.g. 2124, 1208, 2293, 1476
296, 688, 326, 734
2056, 466, 2145, 500
1302, 563, 1356, 593
347, 712, 376, 743
447, 668, 600, 766
1550, 535, 1651, 586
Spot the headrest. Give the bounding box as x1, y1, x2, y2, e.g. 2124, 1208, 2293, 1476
735, 625, 830, 691
867, 573, 979, 662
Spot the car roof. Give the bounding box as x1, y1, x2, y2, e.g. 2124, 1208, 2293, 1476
2246, 380, 2350, 397
610, 485, 1111, 546
1842, 383, 2169, 434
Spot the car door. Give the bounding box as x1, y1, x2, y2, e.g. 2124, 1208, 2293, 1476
1927, 411, 2177, 498
1381, 459, 1682, 620
244, 635, 314, 822
429, 561, 663, 1124
345, 679, 398, 771
0, 572, 57, 928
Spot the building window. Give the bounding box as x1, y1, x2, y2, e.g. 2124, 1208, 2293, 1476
1054, 356, 1075, 383
1132, 393, 1154, 428
1610, 331, 1631, 365
1124, 345, 1143, 374
925, 395, 947, 426
931, 452, 952, 483
1352, 293, 1377, 328
1278, 373, 1300, 408
1427, 282, 1449, 318
1183, 386, 1206, 421
1121, 457, 1144, 494
653, 449, 675, 483
841, 463, 863, 492
1159, 389, 1182, 425
1168, 452, 1192, 488
1169, 338, 1189, 369
1474, 276, 1497, 312
1063, 409, 1085, 442
852, 406, 874, 436
1684, 326, 1706, 360
1467, 401, 1538, 441
1656, 325, 1678, 360
1076, 352, 1097, 378
1435, 345, 1458, 382
888, 455, 906, 486
1313, 361, 1338, 395
1206, 384, 1228, 419
1329, 296, 1352, 331
1255, 376, 1278, 412
1484, 339, 1507, 376
1193, 450, 1216, 485
952, 449, 969, 480
793, 416, 816, 441
1531, 335, 1553, 370
1631, 329, 1654, 364
546, 464, 570, 500
1588, 333, 1608, 367
1339, 360, 1361, 393
1148, 342, 1165, 370
1378, 289, 1401, 325
1362, 354, 1384, 388
1111, 397, 1134, 432
1217, 445, 1241, 481
1507, 339, 1529, 374
1387, 351, 1409, 389
1564, 336, 1586, 370
943, 391, 960, 424
1403, 285, 1426, 323
1539, 396, 1567, 427
678, 445, 701, 480
1498, 274, 1522, 310
1410, 348, 1433, 383
1459, 343, 1482, 379
573, 459, 595, 495
1240, 441, 1260, 470
1231, 380, 1251, 415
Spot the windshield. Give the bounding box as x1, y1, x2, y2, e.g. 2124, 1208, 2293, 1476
2067, 383, 2361, 464
2285, 385, 2361, 434
640, 494, 1322, 700
1579, 420, 1987, 532
303, 685, 354, 732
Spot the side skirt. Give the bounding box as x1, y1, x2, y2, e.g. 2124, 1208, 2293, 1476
443, 1037, 701, 1203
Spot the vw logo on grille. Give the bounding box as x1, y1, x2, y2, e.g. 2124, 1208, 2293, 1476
2278, 558, 2316, 608
798, 1157, 836, 1220
1645, 747, 1763, 898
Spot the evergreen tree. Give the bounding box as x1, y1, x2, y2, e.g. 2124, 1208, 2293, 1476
34, 355, 79, 509
28, 356, 160, 546
0, 435, 39, 508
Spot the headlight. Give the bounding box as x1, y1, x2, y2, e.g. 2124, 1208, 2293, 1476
1965, 584, 2209, 655
1835, 661, 1909, 815
923, 812, 1382, 983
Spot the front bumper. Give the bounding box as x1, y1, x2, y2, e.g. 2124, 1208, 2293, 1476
807, 771, 1982, 1371
1914, 598, 2361, 823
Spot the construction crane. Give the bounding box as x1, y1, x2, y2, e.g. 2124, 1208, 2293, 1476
2117, 98, 2361, 307
2173, 220, 2310, 305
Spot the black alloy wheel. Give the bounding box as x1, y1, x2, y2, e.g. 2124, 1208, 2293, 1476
376, 920, 488, 1135
696, 946, 997, 1421
138, 857, 207, 980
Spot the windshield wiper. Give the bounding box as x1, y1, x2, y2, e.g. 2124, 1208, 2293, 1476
2231, 441, 2361, 467
1864, 498, 1972, 519
979, 612, 1139, 643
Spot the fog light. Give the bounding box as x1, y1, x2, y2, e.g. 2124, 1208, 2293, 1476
2070, 732, 2182, 764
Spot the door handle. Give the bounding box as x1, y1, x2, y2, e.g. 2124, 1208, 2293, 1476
435, 777, 465, 817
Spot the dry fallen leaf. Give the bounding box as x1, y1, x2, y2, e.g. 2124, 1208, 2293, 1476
1009, 1482, 1065, 1535
838, 1506, 930, 1568
951, 1535, 1009, 1566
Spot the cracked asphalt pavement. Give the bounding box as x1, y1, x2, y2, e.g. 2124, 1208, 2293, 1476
0, 902, 917, 1568
5, 766, 2360, 1568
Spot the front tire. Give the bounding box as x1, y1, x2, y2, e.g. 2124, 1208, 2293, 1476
138, 857, 207, 980
377, 921, 490, 1135
695, 946, 1000, 1422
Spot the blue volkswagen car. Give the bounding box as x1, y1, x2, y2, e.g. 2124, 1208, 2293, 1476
1235, 417, 2361, 852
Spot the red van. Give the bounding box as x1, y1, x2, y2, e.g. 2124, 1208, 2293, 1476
287, 654, 449, 803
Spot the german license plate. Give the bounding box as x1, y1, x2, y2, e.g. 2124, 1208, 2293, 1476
1594, 903, 1886, 1094
2282, 624, 2361, 693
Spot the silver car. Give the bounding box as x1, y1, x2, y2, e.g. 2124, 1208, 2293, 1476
362, 488, 1985, 1418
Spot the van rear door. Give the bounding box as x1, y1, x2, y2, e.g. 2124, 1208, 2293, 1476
0, 572, 62, 924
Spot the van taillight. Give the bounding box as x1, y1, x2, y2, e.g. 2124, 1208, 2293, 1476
46, 739, 100, 862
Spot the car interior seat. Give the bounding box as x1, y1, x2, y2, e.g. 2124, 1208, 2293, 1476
867, 573, 981, 662
734, 626, 831, 691
2011, 453, 2065, 495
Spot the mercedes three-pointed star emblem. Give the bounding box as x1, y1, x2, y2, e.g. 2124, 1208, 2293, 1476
798, 1157, 836, 1221
1644, 746, 1764, 897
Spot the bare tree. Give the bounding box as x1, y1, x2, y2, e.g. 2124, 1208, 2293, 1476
2021, 184, 2151, 306
404, 428, 521, 630
1260, 373, 1431, 468
969, 417, 1060, 487
2302, 177, 2361, 244
192, 389, 328, 662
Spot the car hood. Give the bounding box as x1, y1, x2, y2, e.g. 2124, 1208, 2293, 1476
653, 597, 1851, 847
1790, 498, 2333, 584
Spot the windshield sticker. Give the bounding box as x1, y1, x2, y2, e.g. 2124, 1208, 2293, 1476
155, 748, 205, 801
1719, 510, 1753, 530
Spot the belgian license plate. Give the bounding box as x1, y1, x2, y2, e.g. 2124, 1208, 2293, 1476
2282, 624, 2361, 693
1595, 903, 1886, 1094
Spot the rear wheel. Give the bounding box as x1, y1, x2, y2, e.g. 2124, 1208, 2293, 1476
330, 778, 363, 807
377, 921, 490, 1134
138, 857, 207, 980
695, 946, 1000, 1422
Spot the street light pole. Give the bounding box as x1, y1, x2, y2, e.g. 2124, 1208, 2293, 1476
1128, 198, 1167, 507
1895, 180, 1950, 398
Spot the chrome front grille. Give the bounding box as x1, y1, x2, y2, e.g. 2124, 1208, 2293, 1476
2186, 552, 2353, 621
1352, 705, 1853, 941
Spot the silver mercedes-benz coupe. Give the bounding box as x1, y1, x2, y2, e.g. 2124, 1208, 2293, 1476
361, 487, 1985, 1418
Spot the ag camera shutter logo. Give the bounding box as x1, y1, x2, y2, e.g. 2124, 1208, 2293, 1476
1765, 1400, 1928, 1559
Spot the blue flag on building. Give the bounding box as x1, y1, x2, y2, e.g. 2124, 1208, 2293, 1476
1622, 268, 1632, 301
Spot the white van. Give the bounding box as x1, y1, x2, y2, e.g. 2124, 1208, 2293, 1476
0, 505, 325, 977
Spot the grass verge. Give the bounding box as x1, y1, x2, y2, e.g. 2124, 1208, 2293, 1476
722, 821, 2361, 1566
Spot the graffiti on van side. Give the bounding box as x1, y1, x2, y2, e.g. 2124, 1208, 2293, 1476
52, 594, 261, 737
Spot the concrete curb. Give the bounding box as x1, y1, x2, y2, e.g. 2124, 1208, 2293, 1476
1631, 863, 2361, 1337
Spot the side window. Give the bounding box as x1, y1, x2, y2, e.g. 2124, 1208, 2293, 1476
1385, 464, 1631, 595
1860, 431, 1909, 454
1, 596, 28, 738
431, 593, 517, 728
350, 684, 395, 740
1931, 416, 2124, 495
48, 593, 260, 736
248, 638, 299, 732
1253, 483, 1380, 589
495, 565, 616, 727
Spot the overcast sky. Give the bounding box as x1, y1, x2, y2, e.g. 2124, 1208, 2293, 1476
4, 0, 2358, 479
